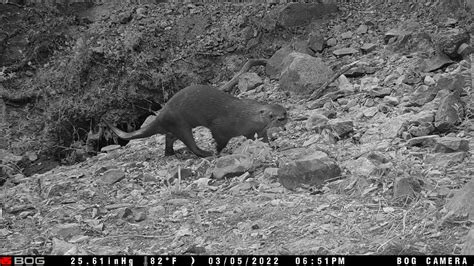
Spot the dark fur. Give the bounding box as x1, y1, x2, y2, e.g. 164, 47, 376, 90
106, 85, 287, 157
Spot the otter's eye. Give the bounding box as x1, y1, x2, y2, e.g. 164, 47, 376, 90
278, 117, 286, 121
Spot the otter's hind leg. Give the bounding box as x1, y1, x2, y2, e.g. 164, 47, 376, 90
165, 133, 177, 156
172, 126, 213, 158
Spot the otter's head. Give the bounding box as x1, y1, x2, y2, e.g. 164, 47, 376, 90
259, 104, 288, 129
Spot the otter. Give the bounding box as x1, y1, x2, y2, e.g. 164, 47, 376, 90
105, 85, 287, 157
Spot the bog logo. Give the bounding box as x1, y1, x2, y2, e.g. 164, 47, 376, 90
13, 257, 45, 266
0, 257, 12, 266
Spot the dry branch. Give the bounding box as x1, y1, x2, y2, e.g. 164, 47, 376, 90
219, 58, 267, 92
309, 60, 360, 100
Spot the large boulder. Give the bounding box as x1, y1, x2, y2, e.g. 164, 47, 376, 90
278, 150, 341, 190
277, 3, 338, 28
266, 45, 293, 79
211, 154, 253, 180
279, 52, 333, 94
435, 91, 465, 132
446, 178, 474, 219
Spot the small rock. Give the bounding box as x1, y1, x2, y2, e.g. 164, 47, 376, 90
366, 151, 389, 164
346, 98, 359, 109
308, 32, 325, 52
333, 48, 358, 57
264, 168, 279, 179
401, 131, 411, 140
234, 139, 272, 162
309, 90, 349, 108
69, 235, 90, 244
51, 223, 82, 241
46, 182, 72, 198
436, 28, 470, 60
142, 173, 158, 182
407, 85, 439, 107
457, 43, 473, 59
238, 72, 263, 92
360, 114, 411, 143
424, 76, 436, 86
356, 24, 368, 34
362, 107, 378, 118
384, 29, 411, 45
326, 38, 337, 47
369, 87, 392, 98
462, 228, 474, 255
377, 103, 393, 114
229, 182, 253, 194
384, 96, 399, 106
360, 77, 380, 92
444, 18, 458, 27
424, 53, 454, 72
135, 7, 147, 18
328, 119, 354, 139
118, 12, 132, 24
184, 245, 207, 255
19, 211, 35, 219
402, 72, 421, 85
312, 107, 337, 119
424, 152, 466, 167
433, 137, 469, 153
292, 39, 313, 56
393, 177, 421, 202
340, 31, 353, 39
118, 207, 134, 220
409, 111, 435, 124
445, 178, 474, 218
0, 228, 11, 237
434, 91, 464, 132
278, 152, 341, 190
407, 123, 435, 137
306, 113, 329, 131
361, 43, 376, 53
51, 238, 77, 255
100, 169, 126, 185
436, 74, 466, 93
337, 75, 354, 91
24, 151, 38, 162
100, 145, 121, 153
148, 205, 166, 220
94, 165, 117, 175
134, 210, 147, 222
406, 135, 439, 147
278, 148, 328, 166
343, 157, 377, 177
211, 154, 253, 179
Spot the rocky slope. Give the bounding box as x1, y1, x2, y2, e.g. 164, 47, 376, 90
0, 1, 473, 255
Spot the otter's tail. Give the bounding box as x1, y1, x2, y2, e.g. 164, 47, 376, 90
104, 119, 163, 140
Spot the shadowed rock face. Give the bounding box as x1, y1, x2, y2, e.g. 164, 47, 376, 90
277, 2, 339, 28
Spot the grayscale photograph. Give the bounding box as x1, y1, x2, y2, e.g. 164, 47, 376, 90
0, 0, 473, 264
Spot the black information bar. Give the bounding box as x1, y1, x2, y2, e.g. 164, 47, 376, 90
0, 255, 472, 266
